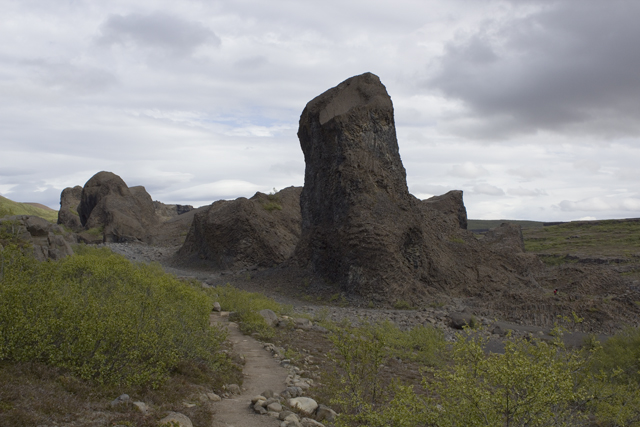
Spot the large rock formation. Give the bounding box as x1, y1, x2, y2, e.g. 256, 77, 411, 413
77, 171, 159, 243
57, 185, 83, 232
177, 187, 302, 269
295, 73, 539, 301
296, 72, 431, 297
0, 215, 76, 261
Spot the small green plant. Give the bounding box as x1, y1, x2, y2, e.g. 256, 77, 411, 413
393, 300, 412, 310
85, 226, 103, 237
449, 236, 465, 244
262, 188, 282, 211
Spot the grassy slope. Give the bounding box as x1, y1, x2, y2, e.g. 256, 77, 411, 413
467, 219, 544, 231
0, 195, 58, 223
523, 218, 640, 258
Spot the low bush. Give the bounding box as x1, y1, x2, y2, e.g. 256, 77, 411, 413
0, 245, 227, 387
208, 284, 290, 339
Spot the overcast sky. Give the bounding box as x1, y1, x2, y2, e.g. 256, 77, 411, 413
1, 0, 639, 221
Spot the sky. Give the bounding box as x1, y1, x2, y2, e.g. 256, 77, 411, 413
1, 0, 639, 221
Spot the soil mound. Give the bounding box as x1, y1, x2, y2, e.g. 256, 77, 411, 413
176, 187, 302, 270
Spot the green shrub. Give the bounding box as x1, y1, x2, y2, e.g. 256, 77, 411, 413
262, 188, 282, 211
422, 331, 591, 427
0, 246, 227, 387
209, 284, 288, 339
393, 300, 412, 310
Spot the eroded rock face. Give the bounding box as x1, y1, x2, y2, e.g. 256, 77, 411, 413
57, 185, 83, 232
0, 215, 76, 261
421, 190, 468, 230
177, 187, 302, 269
77, 171, 158, 243
294, 73, 541, 301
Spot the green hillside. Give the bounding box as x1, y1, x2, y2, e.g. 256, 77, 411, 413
0, 195, 58, 222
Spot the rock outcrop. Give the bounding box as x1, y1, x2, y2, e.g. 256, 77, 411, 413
57, 185, 83, 232
177, 187, 302, 269
77, 171, 159, 243
153, 201, 194, 221
0, 215, 75, 261
420, 190, 468, 230
294, 72, 540, 301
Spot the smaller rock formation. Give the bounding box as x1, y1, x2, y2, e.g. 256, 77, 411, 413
77, 171, 159, 243
153, 201, 194, 221
57, 185, 83, 232
177, 187, 302, 270
420, 190, 468, 229
0, 215, 76, 261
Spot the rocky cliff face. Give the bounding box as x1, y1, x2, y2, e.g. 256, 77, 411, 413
57, 186, 83, 232
177, 187, 302, 270
294, 73, 541, 302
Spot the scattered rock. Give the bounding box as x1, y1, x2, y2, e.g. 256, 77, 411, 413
132, 401, 148, 413
253, 405, 268, 415
260, 309, 279, 327
158, 411, 193, 427
268, 402, 284, 412
288, 397, 318, 416
109, 394, 130, 407
213, 302, 221, 312
301, 418, 325, 427
207, 392, 221, 402
226, 384, 241, 395
293, 318, 312, 330
314, 404, 337, 422
449, 312, 475, 330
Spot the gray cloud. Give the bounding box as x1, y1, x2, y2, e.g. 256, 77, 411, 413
24, 59, 117, 94
449, 162, 489, 179
508, 187, 547, 197
473, 183, 505, 196
96, 12, 220, 56
428, 0, 640, 139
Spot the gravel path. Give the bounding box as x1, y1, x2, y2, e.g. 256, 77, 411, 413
210, 313, 289, 427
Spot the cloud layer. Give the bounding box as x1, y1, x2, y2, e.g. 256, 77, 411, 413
1, 0, 639, 222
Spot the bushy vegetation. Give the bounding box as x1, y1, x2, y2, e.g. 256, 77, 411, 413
326, 320, 446, 426
326, 322, 640, 427
208, 284, 291, 339
0, 245, 227, 387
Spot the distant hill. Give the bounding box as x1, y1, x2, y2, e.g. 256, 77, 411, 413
0, 195, 58, 223
467, 219, 544, 232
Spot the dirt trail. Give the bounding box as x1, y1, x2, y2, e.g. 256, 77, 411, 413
210, 313, 290, 427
